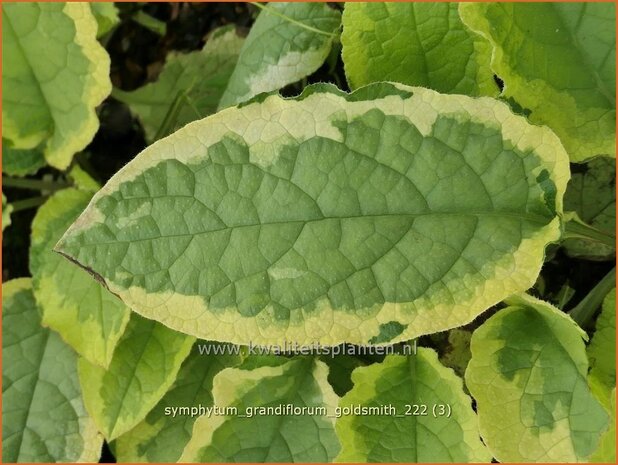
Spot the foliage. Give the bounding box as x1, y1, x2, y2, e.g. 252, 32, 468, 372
2, 2, 615, 463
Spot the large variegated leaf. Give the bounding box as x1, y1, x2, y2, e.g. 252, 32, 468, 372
2, 2, 111, 169
78, 314, 194, 440
466, 293, 608, 462
459, 2, 616, 162
218, 2, 341, 109
341, 2, 496, 96
179, 356, 340, 462
336, 350, 491, 462
56, 83, 569, 346
114, 343, 242, 462
2, 279, 103, 463
30, 188, 131, 368
590, 388, 616, 463
113, 26, 244, 141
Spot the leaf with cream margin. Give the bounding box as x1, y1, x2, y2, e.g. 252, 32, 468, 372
459, 2, 616, 162
587, 288, 616, 410
78, 314, 194, 440
179, 356, 340, 462
2, 279, 103, 463
341, 2, 496, 96
113, 26, 244, 141
563, 156, 616, 260
113, 343, 242, 462
2, 2, 111, 169
336, 349, 490, 462
466, 293, 609, 462
218, 2, 341, 109
55, 82, 569, 346
30, 188, 131, 368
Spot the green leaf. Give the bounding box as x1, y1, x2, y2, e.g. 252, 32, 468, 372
563, 157, 616, 259
78, 314, 194, 440
440, 328, 473, 378
179, 356, 340, 462
218, 2, 341, 109
113, 26, 244, 142
588, 288, 616, 409
2, 279, 103, 463
590, 388, 616, 463
2, 192, 12, 231
459, 2, 616, 162
30, 188, 131, 368
68, 164, 101, 193
466, 293, 609, 462
2, 141, 46, 177
341, 2, 497, 96
320, 353, 365, 397
89, 1, 119, 38
336, 349, 491, 462
114, 342, 242, 462
2, 2, 111, 169
55, 83, 569, 346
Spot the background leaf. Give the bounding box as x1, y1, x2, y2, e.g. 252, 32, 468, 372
218, 2, 341, 109
113, 26, 244, 142
2, 2, 112, 169
563, 157, 616, 260
78, 314, 194, 440
30, 188, 131, 368
2, 279, 103, 463
459, 2, 616, 162
341, 2, 497, 96
466, 293, 608, 462
336, 350, 491, 462
114, 342, 242, 462
180, 356, 340, 462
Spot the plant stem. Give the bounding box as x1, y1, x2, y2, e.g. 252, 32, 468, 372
9, 196, 49, 212
2, 176, 70, 192
569, 267, 616, 327
250, 2, 338, 38
564, 219, 616, 249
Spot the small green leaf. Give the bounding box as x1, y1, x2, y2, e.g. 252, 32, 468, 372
341, 2, 496, 96
180, 356, 340, 462
2, 192, 12, 231
335, 350, 491, 462
2, 2, 111, 169
466, 293, 609, 462
440, 328, 473, 378
68, 164, 101, 193
78, 314, 194, 440
113, 26, 244, 142
30, 188, 131, 368
89, 2, 119, 38
56, 83, 569, 346
114, 342, 242, 462
459, 2, 616, 162
2, 140, 46, 177
588, 288, 616, 410
218, 3, 341, 109
2, 279, 103, 463
563, 157, 616, 259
